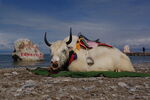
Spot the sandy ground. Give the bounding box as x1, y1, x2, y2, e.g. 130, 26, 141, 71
0, 63, 150, 100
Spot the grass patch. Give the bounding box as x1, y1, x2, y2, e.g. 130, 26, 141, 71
29, 67, 150, 78
28, 67, 49, 76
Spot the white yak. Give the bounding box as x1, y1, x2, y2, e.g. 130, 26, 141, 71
44, 28, 135, 72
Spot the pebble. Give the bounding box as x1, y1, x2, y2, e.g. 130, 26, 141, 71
75, 96, 83, 100
129, 87, 136, 92
91, 93, 98, 96
42, 94, 50, 99
31, 91, 38, 95
82, 85, 95, 90
12, 71, 18, 75
62, 78, 71, 82
47, 98, 52, 100
144, 83, 149, 88
70, 95, 75, 100
118, 82, 129, 88
109, 86, 117, 90
52, 80, 61, 83
14, 93, 21, 97
16, 80, 37, 92
56, 97, 61, 100
98, 80, 103, 83
16, 88, 23, 92
45, 84, 53, 87
23, 80, 37, 88
71, 87, 78, 91
4, 73, 12, 76
112, 94, 117, 97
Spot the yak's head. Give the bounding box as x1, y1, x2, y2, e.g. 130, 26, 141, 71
44, 28, 73, 71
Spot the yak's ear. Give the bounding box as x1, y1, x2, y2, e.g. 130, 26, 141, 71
67, 46, 73, 50
66, 27, 72, 45
67, 46, 71, 49
44, 32, 51, 47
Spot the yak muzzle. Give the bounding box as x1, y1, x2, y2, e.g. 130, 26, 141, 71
51, 61, 59, 68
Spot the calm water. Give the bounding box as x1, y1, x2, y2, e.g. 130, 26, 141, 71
0, 54, 150, 68
0, 54, 51, 68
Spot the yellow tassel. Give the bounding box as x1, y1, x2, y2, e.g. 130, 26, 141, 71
76, 42, 80, 50
76, 38, 81, 50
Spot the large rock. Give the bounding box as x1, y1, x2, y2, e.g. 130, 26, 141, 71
12, 39, 44, 61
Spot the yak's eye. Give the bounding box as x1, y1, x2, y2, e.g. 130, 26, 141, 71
62, 50, 66, 54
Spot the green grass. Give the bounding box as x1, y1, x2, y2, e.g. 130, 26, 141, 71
29, 67, 50, 76
29, 67, 150, 78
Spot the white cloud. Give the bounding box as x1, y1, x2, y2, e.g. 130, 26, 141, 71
125, 38, 150, 46
0, 40, 10, 49
0, 3, 150, 52
0, 32, 18, 49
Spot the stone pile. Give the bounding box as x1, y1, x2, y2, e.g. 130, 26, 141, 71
12, 39, 44, 61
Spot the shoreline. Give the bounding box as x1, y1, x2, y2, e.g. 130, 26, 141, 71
126, 52, 150, 56
1, 62, 150, 75
0, 62, 150, 72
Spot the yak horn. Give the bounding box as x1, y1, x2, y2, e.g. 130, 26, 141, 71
66, 27, 72, 45
44, 32, 51, 47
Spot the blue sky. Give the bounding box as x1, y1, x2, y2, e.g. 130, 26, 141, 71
0, 0, 150, 53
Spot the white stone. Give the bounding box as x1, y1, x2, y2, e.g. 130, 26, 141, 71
4, 73, 12, 76
14, 93, 21, 97
144, 83, 149, 88
42, 94, 49, 98
109, 86, 117, 90
12, 38, 44, 61
16, 88, 23, 92
21, 80, 37, 89
98, 80, 103, 83
82, 85, 95, 90
12, 71, 18, 75
129, 87, 136, 92
118, 82, 129, 88
70, 95, 75, 100
47, 98, 52, 100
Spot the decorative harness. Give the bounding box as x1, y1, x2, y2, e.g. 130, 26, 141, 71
66, 36, 113, 67
76, 37, 113, 50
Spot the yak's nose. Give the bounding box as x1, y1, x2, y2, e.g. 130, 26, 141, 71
51, 56, 60, 62
51, 61, 58, 68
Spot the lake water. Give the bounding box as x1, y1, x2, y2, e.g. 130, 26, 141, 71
0, 54, 51, 68
0, 54, 150, 68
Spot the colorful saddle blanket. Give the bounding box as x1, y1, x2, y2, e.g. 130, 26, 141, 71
77, 34, 113, 49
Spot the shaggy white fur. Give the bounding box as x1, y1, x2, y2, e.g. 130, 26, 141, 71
49, 35, 135, 72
